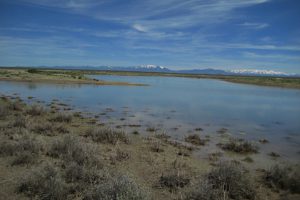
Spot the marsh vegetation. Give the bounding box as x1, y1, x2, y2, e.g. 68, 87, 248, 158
0, 96, 299, 200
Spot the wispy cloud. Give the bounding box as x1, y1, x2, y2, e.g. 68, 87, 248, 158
240, 22, 269, 29
20, 0, 271, 30
132, 24, 148, 32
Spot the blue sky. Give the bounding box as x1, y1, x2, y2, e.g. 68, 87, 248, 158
0, 0, 300, 73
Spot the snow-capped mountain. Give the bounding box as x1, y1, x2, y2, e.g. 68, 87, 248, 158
21, 65, 298, 77
228, 69, 295, 76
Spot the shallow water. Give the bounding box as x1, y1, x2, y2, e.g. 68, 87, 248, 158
1, 75, 300, 164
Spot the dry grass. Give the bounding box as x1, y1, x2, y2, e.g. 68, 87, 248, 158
86, 127, 129, 145
186, 161, 258, 200
18, 163, 68, 200
0, 104, 9, 119
26, 104, 45, 116
50, 112, 73, 123
264, 165, 300, 194
48, 134, 98, 166
84, 175, 149, 200
219, 138, 258, 153
184, 134, 206, 146
13, 115, 26, 128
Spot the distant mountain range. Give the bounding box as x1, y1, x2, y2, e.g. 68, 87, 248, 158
15, 65, 299, 77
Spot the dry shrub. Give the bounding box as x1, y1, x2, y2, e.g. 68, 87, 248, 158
0, 104, 9, 119
83, 175, 149, 200
159, 171, 190, 191
185, 134, 206, 146
51, 112, 73, 123
31, 121, 53, 135
110, 147, 130, 164
159, 159, 190, 191
219, 138, 258, 153
11, 152, 36, 166
86, 127, 129, 145
8, 101, 23, 111
154, 132, 170, 140
186, 162, 258, 200
55, 124, 69, 134
264, 165, 300, 194
48, 134, 98, 166
0, 135, 40, 156
26, 104, 44, 116
13, 115, 26, 128
18, 163, 68, 200
150, 140, 164, 153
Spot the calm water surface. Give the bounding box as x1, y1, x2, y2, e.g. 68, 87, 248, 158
1, 75, 299, 164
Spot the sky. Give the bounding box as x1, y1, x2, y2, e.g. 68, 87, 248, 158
0, 0, 300, 73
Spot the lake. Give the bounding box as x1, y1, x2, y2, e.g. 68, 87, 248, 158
1, 75, 300, 164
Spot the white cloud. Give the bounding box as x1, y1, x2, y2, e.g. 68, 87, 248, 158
240, 22, 269, 29
132, 24, 148, 32
20, 0, 271, 30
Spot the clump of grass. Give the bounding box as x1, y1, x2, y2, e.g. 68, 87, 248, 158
159, 172, 190, 191
185, 180, 223, 200
0, 141, 18, 156
84, 175, 149, 200
217, 127, 228, 134
177, 148, 191, 157
243, 156, 254, 163
186, 162, 257, 200
146, 127, 156, 132
31, 121, 53, 135
18, 163, 68, 200
48, 134, 97, 166
263, 165, 300, 193
132, 130, 139, 135
154, 132, 170, 140
51, 112, 73, 123
184, 134, 206, 146
110, 148, 130, 164
26, 104, 44, 116
259, 138, 269, 144
150, 140, 164, 153
11, 152, 36, 166
86, 127, 129, 145
0, 135, 40, 156
55, 124, 69, 134
268, 152, 280, 158
13, 115, 26, 128
208, 152, 223, 162
8, 100, 23, 111
0, 104, 9, 119
208, 162, 257, 199
219, 138, 258, 153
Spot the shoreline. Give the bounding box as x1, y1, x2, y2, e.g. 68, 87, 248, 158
0, 68, 147, 86
1, 67, 300, 89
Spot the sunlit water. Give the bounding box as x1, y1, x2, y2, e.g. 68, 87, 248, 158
1, 75, 300, 165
